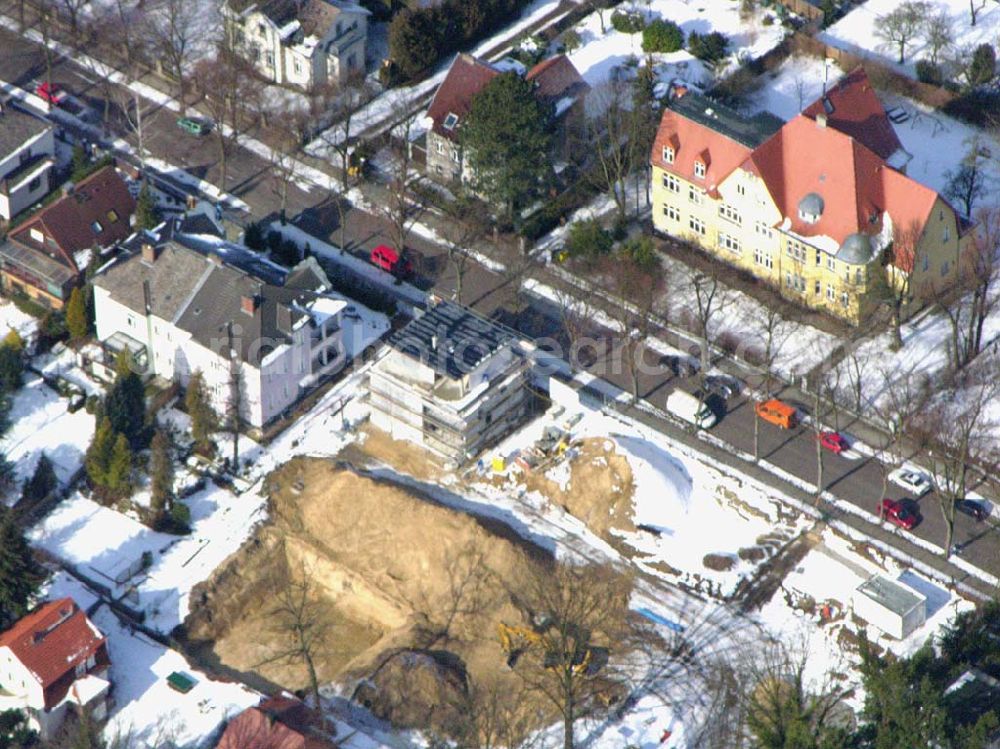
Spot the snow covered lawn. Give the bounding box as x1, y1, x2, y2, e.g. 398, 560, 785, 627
562, 0, 785, 91
820, 0, 1000, 80
0, 301, 39, 344
0, 375, 95, 494
29, 480, 267, 631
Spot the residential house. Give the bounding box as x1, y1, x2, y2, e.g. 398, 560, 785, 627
650, 68, 968, 325
0, 166, 135, 309
368, 297, 530, 462
0, 598, 111, 739
0, 101, 55, 222
216, 695, 336, 749
92, 228, 388, 428
425, 53, 589, 183
223, 0, 369, 89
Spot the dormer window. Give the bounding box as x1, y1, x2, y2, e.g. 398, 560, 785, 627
694, 161, 706, 179
662, 146, 675, 164
91, 220, 103, 234
443, 112, 459, 130
797, 192, 824, 225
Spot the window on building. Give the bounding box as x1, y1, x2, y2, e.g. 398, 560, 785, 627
90, 221, 103, 234
107, 209, 119, 223
941, 260, 950, 276
435, 139, 445, 154
28, 177, 40, 191
662, 146, 674, 164
689, 216, 706, 236
346, 53, 357, 69
663, 204, 680, 222
815, 249, 821, 265
718, 232, 740, 254
826, 256, 835, 271
30, 228, 44, 243
737, 183, 746, 196
265, 51, 274, 67
19, 149, 30, 164
754, 248, 773, 269
922, 253, 929, 272
841, 291, 849, 307
662, 173, 680, 193
443, 112, 459, 130
719, 203, 741, 225
451, 149, 460, 163
754, 221, 773, 239
689, 186, 703, 205
694, 161, 706, 179
257, 22, 266, 34
943, 226, 950, 242
855, 268, 863, 285
293, 59, 302, 74
786, 241, 807, 263
826, 283, 835, 300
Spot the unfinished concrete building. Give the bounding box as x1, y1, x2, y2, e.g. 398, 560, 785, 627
368, 299, 530, 462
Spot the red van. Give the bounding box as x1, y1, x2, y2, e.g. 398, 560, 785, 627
370, 245, 414, 278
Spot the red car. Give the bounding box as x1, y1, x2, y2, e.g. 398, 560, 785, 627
878, 498, 918, 530
35, 82, 66, 106
370, 244, 414, 278
818, 431, 847, 454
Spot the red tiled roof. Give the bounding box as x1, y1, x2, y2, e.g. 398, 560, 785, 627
0, 598, 107, 706
426, 54, 499, 142
652, 106, 755, 199
217, 696, 335, 749
10, 166, 136, 271
525, 54, 589, 104
801, 67, 903, 161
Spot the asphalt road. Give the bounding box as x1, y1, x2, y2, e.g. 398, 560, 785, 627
2, 24, 997, 581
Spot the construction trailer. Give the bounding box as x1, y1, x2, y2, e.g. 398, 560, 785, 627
368, 298, 531, 463
852, 575, 927, 639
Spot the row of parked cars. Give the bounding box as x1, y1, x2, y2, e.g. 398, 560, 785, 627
664, 383, 992, 534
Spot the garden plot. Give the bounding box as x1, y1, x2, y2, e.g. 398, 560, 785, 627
29, 479, 267, 632
560, 0, 785, 92
0, 374, 95, 496
820, 0, 1000, 80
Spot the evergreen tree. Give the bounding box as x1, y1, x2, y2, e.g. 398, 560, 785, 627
105, 434, 133, 498
21, 454, 57, 503
105, 370, 146, 450
70, 143, 89, 181
0, 707, 36, 748
149, 429, 174, 520
185, 371, 218, 455
134, 182, 159, 231
388, 7, 441, 79
461, 72, 553, 222
85, 417, 115, 488
0, 346, 22, 395
65, 287, 88, 342
0, 507, 45, 629
0, 454, 16, 498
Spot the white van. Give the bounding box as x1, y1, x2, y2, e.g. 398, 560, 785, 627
665, 390, 717, 429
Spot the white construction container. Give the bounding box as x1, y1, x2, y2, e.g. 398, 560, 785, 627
852, 575, 927, 639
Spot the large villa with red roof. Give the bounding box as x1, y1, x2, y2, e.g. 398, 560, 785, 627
0, 598, 111, 739
650, 68, 971, 325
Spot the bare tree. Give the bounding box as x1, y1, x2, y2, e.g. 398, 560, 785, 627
509, 563, 633, 749
750, 305, 793, 462
810, 365, 842, 498
439, 196, 489, 305
875, 219, 925, 350
685, 269, 729, 389
378, 108, 421, 253
911, 370, 998, 556
316, 74, 379, 185
922, 9, 954, 64
226, 324, 244, 469
446, 680, 537, 749
56, 0, 91, 49
261, 562, 332, 710
263, 110, 308, 225
875, 1, 930, 64
945, 136, 988, 218
870, 362, 931, 499
36, 0, 58, 93
150, 0, 205, 116
970, 0, 987, 26
841, 340, 877, 415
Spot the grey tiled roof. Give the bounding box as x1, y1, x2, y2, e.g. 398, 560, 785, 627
0, 104, 51, 158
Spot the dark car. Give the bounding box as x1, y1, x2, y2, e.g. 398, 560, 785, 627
704, 374, 741, 400
878, 498, 918, 531
956, 499, 989, 522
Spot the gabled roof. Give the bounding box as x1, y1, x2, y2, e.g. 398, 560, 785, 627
9, 166, 135, 272
0, 598, 106, 702
426, 54, 499, 141
525, 54, 589, 106
801, 67, 903, 161
228, 0, 366, 28
0, 102, 52, 158
217, 696, 336, 749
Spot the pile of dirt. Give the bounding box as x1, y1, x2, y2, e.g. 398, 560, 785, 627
184, 456, 555, 727
519, 438, 636, 539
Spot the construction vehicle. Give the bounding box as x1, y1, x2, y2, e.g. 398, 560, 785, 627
497, 621, 596, 675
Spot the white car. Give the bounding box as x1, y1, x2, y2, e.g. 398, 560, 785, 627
889, 467, 933, 497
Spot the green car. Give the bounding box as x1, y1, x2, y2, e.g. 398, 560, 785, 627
176, 117, 209, 135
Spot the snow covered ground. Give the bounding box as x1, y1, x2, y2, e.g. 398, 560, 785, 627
0, 375, 95, 496
820, 0, 1000, 81
0, 301, 39, 345
561, 0, 785, 92
30, 479, 267, 631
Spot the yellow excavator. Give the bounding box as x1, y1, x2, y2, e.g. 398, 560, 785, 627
497, 622, 594, 675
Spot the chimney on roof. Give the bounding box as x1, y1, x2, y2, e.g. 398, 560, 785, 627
672, 84, 688, 100
431, 334, 439, 351
241, 294, 258, 315
64, 181, 75, 197
141, 243, 159, 263
816, 114, 827, 128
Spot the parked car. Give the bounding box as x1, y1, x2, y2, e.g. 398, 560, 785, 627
956, 499, 989, 522
177, 117, 210, 135
817, 431, 847, 455
35, 81, 66, 106
704, 374, 740, 400
755, 398, 797, 429
888, 467, 933, 497
878, 498, 918, 531
665, 389, 717, 429
370, 244, 414, 278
